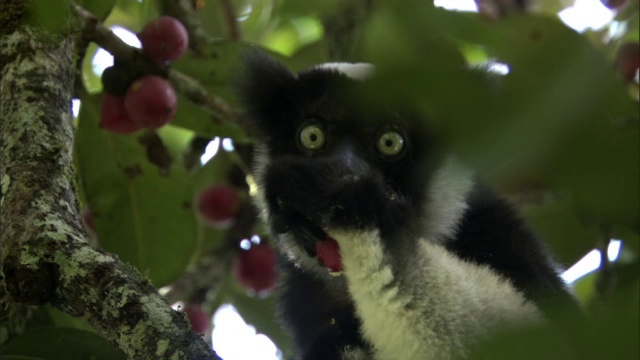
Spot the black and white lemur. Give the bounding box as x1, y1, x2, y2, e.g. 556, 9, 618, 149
237, 51, 578, 360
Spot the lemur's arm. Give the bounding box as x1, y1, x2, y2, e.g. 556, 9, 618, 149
277, 261, 373, 360
330, 227, 541, 360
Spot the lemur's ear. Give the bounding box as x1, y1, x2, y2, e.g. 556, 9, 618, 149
235, 49, 296, 134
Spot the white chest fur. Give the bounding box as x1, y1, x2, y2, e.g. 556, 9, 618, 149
330, 229, 542, 360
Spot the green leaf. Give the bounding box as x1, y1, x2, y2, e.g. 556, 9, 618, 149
278, 0, 340, 17
190, 0, 228, 39
364, 5, 639, 230
172, 41, 253, 92
572, 271, 597, 306
462, 16, 638, 228
470, 308, 639, 359
76, 0, 116, 20
43, 305, 95, 332
612, 226, 639, 255
522, 200, 598, 265
0, 327, 125, 360
170, 41, 249, 138
81, 43, 105, 94
470, 324, 577, 360
74, 95, 197, 287
236, 0, 276, 41
289, 40, 329, 71
171, 41, 310, 140
24, 306, 93, 333
171, 91, 248, 141
110, 0, 160, 31
29, 0, 71, 33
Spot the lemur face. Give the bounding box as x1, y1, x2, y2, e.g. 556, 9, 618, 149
238, 52, 441, 270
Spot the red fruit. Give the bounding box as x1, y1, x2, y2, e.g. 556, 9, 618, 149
124, 76, 177, 129
233, 242, 278, 293
81, 207, 95, 233
99, 94, 141, 134
183, 304, 210, 334
316, 237, 342, 272
138, 16, 189, 63
196, 185, 241, 228
616, 43, 640, 82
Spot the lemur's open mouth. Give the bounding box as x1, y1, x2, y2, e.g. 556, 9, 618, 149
273, 210, 343, 274
316, 237, 342, 273
270, 192, 344, 273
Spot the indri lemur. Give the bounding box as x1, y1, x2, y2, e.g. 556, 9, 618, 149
237, 51, 577, 360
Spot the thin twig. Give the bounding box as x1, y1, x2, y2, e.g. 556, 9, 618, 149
74, 4, 138, 61
217, 0, 242, 41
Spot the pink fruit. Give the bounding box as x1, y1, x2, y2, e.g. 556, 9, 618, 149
184, 304, 210, 334
81, 207, 95, 233
616, 42, 640, 82
233, 242, 278, 293
139, 16, 189, 63
99, 94, 141, 134
196, 185, 241, 228
316, 237, 342, 272
124, 76, 177, 129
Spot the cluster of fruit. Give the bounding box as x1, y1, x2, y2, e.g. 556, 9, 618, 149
196, 185, 279, 294
100, 16, 189, 134
85, 184, 281, 295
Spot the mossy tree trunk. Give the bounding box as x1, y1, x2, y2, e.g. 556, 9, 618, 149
0, 1, 216, 359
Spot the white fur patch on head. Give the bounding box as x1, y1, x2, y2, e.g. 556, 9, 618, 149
314, 62, 375, 81
423, 156, 475, 243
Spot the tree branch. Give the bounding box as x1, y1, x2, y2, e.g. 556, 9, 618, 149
0, 271, 36, 346
0, 20, 217, 360
217, 0, 242, 41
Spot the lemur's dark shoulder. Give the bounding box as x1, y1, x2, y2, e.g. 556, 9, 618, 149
446, 184, 579, 314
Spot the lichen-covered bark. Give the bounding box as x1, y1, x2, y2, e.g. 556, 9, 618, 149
0, 13, 216, 360
0, 273, 35, 346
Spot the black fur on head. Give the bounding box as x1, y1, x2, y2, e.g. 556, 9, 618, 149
236, 49, 297, 138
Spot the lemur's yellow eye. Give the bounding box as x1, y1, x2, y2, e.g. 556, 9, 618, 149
376, 131, 404, 156
299, 124, 325, 150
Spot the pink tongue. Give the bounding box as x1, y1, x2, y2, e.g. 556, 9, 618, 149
315, 237, 342, 272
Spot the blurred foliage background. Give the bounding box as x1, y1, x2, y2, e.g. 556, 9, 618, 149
1, 0, 638, 359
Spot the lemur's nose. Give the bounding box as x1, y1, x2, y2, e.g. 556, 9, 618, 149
332, 141, 370, 179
